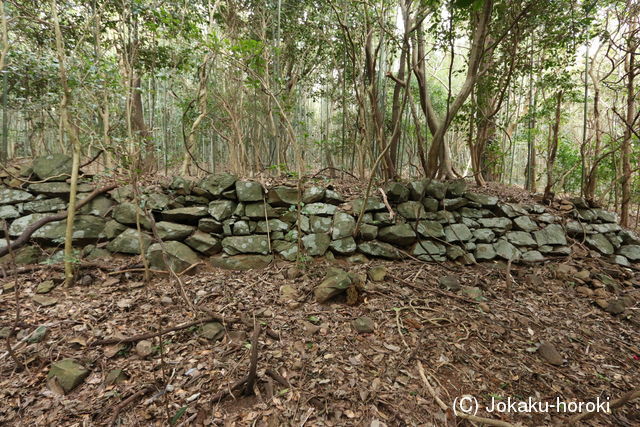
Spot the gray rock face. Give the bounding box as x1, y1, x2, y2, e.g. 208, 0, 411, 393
358, 240, 402, 259
310, 216, 332, 233
416, 221, 445, 239
447, 180, 467, 197
592, 223, 621, 233
444, 223, 472, 242
113, 203, 151, 229
169, 176, 191, 194
384, 182, 409, 203
0, 188, 33, 205
618, 245, 640, 261
585, 234, 614, 255
235, 181, 263, 202
211, 254, 273, 270
443, 198, 468, 210
107, 229, 152, 254
102, 220, 127, 239
494, 239, 521, 261
267, 186, 299, 206
522, 250, 544, 262
593, 208, 617, 223
208, 200, 237, 221
473, 228, 495, 243
222, 235, 270, 255
28, 182, 71, 196
315, 269, 352, 303
325, 189, 344, 204
332, 212, 356, 240
330, 237, 357, 255
255, 219, 289, 233
161, 206, 209, 223
0, 204, 20, 219
499, 203, 528, 218
199, 218, 222, 233
422, 197, 439, 213
302, 233, 331, 256
478, 217, 512, 230
465, 192, 498, 206
48, 358, 89, 393
505, 231, 536, 246
425, 180, 447, 199
408, 180, 427, 200
79, 195, 113, 216
301, 202, 337, 216
147, 241, 201, 272
156, 221, 194, 240
565, 220, 590, 236
358, 223, 378, 241
413, 240, 446, 260
33, 154, 72, 181
31, 215, 105, 243
397, 201, 426, 220
244, 202, 277, 218
474, 243, 497, 260
514, 216, 538, 232
199, 173, 237, 197
378, 224, 417, 246
533, 224, 567, 246
303, 186, 325, 203
272, 240, 298, 261
22, 197, 66, 213
351, 198, 385, 213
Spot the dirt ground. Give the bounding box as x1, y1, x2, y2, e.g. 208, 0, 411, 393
1, 245, 638, 426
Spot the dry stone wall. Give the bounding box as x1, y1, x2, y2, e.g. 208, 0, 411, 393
2, 154, 640, 270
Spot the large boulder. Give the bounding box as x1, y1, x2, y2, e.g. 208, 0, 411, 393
33, 154, 72, 181
147, 241, 200, 272
199, 173, 237, 197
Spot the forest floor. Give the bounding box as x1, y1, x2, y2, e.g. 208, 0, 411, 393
1, 176, 639, 426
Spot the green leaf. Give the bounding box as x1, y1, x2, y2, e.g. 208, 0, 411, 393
170, 406, 188, 425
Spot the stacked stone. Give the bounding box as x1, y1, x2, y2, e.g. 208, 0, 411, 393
1, 154, 639, 269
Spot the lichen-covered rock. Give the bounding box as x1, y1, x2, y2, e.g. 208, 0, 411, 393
113, 202, 151, 229
169, 176, 191, 195
161, 206, 209, 223
267, 186, 299, 206
465, 192, 498, 207
107, 229, 152, 254
446, 179, 467, 197
32, 215, 106, 243
478, 217, 512, 230
358, 223, 378, 241
618, 245, 640, 261
33, 154, 72, 181
413, 240, 446, 260
473, 228, 495, 243
444, 223, 472, 242
514, 216, 538, 232
222, 235, 269, 255
522, 250, 544, 262
474, 243, 497, 260
533, 224, 567, 246
156, 221, 195, 240
235, 181, 263, 202
378, 224, 416, 246
415, 221, 444, 239
314, 269, 351, 303
0, 204, 20, 219
397, 201, 426, 220
28, 182, 71, 196
351, 198, 385, 213
22, 197, 66, 213
199, 217, 223, 233
199, 173, 237, 197
425, 179, 447, 199
332, 212, 356, 240
255, 219, 289, 233
301, 202, 337, 216
211, 254, 273, 270
325, 189, 344, 204
592, 208, 617, 223
585, 234, 614, 255
505, 231, 536, 246
244, 202, 278, 218
147, 241, 201, 272
48, 358, 89, 393
408, 180, 427, 200
443, 198, 468, 210
208, 200, 237, 221
303, 186, 325, 203
78, 194, 113, 217
422, 197, 439, 213
330, 237, 357, 255
494, 239, 521, 261
499, 203, 528, 218
302, 233, 331, 256
384, 182, 409, 203
0, 188, 33, 205
358, 240, 402, 259
310, 216, 332, 233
